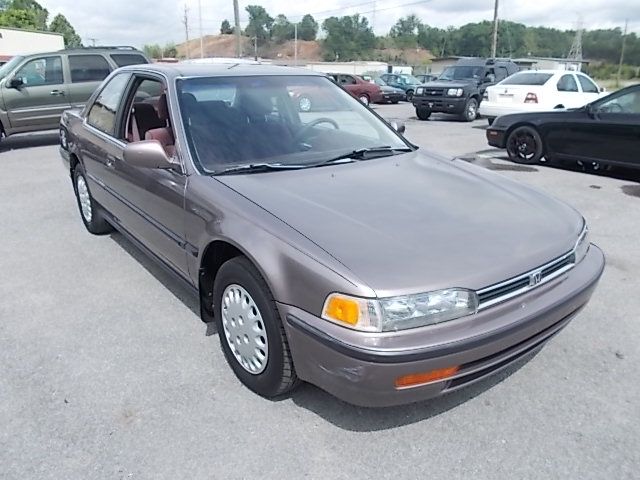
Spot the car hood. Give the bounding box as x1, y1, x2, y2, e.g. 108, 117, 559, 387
217, 152, 583, 297
424, 79, 478, 89
380, 85, 404, 94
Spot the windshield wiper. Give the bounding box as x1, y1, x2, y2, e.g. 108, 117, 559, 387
313, 146, 413, 167
214, 163, 306, 176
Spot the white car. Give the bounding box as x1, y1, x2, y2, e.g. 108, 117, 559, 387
479, 70, 604, 125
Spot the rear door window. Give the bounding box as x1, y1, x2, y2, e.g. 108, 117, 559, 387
69, 55, 111, 83
110, 54, 148, 67
87, 73, 131, 136
557, 74, 579, 92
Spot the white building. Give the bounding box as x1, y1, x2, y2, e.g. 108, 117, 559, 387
0, 27, 64, 63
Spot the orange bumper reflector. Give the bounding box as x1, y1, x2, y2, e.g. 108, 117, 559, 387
324, 297, 360, 325
394, 366, 460, 389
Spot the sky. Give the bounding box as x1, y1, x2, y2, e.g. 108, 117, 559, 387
40, 0, 639, 49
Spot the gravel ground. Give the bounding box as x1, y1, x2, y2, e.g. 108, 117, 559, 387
1, 104, 639, 479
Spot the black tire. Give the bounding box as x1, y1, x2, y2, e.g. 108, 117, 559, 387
416, 106, 431, 120
359, 93, 370, 106
391, 99, 399, 104
506, 126, 544, 164
487, 117, 495, 126
213, 256, 299, 398
462, 98, 478, 122
73, 164, 113, 235
406, 90, 414, 101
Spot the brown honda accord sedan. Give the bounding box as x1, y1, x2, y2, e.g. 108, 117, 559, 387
59, 64, 604, 407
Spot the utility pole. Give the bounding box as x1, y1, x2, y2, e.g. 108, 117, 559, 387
252, 36, 258, 61
233, 0, 242, 57
198, 0, 204, 58
294, 23, 298, 66
490, 0, 499, 58
182, 4, 190, 59
617, 19, 628, 87
88, 37, 97, 47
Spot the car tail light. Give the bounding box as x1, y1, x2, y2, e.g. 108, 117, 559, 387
524, 92, 538, 104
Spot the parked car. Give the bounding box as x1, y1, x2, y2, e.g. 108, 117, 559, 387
373, 77, 405, 103
60, 64, 604, 407
486, 83, 640, 169
413, 58, 519, 121
326, 73, 383, 106
379, 73, 423, 101
416, 74, 438, 84
0, 46, 148, 144
480, 70, 604, 125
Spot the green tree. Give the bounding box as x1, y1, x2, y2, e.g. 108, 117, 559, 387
390, 14, 422, 48
8, 0, 47, 29
163, 42, 178, 58
322, 14, 375, 61
220, 19, 233, 34
49, 13, 81, 47
298, 14, 318, 41
143, 44, 162, 59
0, 7, 37, 28
244, 5, 273, 45
271, 14, 294, 44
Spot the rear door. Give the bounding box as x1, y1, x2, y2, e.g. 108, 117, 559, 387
555, 73, 582, 108
66, 54, 113, 108
2, 55, 70, 131
338, 74, 358, 97
576, 74, 601, 106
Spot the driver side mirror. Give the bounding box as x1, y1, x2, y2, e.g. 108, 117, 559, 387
586, 103, 597, 118
484, 74, 496, 84
388, 120, 406, 134
123, 140, 181, 172
8, 77, 24, 88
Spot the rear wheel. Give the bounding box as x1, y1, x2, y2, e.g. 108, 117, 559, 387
73, 164, 113, 235
416, 106, 431, 121
506, 126, 544, 164
213, 257, 299, 398
462, 98, 478, 122
359, 93, 370, 106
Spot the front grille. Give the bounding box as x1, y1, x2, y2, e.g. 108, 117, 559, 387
477, 251, 575, 310
423, 88, 444, 97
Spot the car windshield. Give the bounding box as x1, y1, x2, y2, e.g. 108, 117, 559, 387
374, 77, 387, 86
501, 72, 553, 86
439, 66, 484, 81
400, 74, 420, 84
0, 56, 24, 80
177, 75, 411, 174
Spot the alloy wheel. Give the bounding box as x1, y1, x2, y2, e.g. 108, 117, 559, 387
76, 175, 92, 223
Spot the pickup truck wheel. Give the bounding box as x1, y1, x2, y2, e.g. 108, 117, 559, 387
506, 126, 544, 164
462, 98, 478, 122
416, 107, 431, 121
213, 256, 299, 398
73, 165, 113, 235
359, 93, 370, 106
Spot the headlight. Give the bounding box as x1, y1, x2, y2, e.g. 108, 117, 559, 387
447, 88, 464, 97
322, 289, 478, 332
416, 87, 424, 95
573, 224, 590, 264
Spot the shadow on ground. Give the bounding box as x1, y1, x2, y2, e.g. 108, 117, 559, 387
0, 132, 58, 152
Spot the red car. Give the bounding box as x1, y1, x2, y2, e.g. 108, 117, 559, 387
327, 73, 383, 106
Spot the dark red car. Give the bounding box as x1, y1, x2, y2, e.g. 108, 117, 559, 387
327, 73, 383, 106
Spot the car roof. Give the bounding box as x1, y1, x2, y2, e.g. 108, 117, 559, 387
117, 63, 325, 79
20, 47, 145, 58
511, 69, 581, 75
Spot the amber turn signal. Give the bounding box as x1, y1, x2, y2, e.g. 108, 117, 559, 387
394, 366, 460, 389
323, 296, 360, 325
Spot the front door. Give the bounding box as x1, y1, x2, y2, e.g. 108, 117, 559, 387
2, 55, 70, 132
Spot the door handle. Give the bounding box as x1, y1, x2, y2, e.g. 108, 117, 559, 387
50, 90, 65, 96
106, 156, 116, 168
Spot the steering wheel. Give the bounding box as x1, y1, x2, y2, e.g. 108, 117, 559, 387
294, 117, 339, 142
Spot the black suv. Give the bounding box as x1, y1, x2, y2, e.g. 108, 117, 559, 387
412, 58, 519, 122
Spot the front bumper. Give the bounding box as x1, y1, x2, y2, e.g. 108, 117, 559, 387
279, 245, 605, 407
413, 95, 466, 114
486, 127, 507, 148
378, 92, 404, 103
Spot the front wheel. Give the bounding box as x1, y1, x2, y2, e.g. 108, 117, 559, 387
213, 256, 299, 398
506, 126, 544, 164
416, 106, 431, 120
73, 165, 113, 235
359, 93, 370, 106
298, 96, 312, 112
405, 90, 414, 101
462, 98, 478, 122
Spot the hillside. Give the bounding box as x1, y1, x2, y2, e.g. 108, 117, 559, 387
175, 34, 434, 65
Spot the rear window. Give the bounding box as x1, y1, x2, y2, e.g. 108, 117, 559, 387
501, 72, 553, 86
109, 54, 148, 67
69, 55, 111, 83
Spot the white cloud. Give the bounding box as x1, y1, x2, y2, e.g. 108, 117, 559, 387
39, 0, 638, 48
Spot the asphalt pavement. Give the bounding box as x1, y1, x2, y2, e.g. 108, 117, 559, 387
1, 104, 639, 479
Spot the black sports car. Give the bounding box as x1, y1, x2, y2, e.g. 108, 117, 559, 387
486, 84, 640, 169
